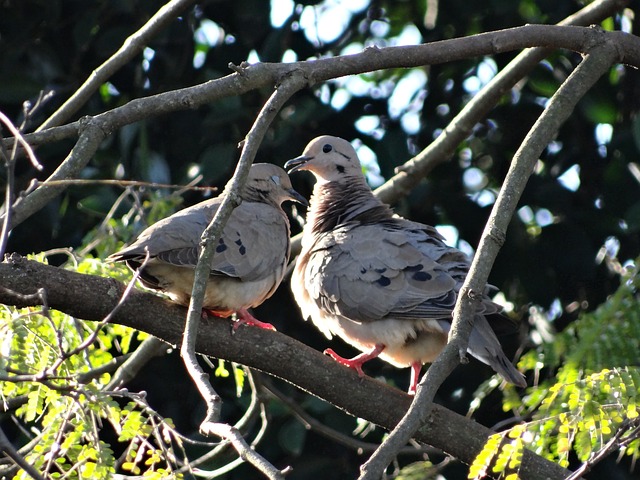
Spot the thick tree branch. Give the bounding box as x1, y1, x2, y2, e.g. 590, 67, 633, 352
3, 17, 635, 232
358, 32, 623, 480
0, 254, 570, 480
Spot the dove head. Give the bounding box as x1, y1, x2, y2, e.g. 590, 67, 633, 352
285, 136, 363, 185
243, 163, 308, 206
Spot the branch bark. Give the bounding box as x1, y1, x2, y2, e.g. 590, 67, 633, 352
0, 254, 570, 480
35, 0, 197, 131
4, 14, 636, 232
179, 70, 307, 480
358, 30, 623, 480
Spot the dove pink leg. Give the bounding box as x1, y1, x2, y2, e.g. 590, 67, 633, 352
232, 308, 276, 331
408, 361, 422, 396
324, 344, 385, 377
203, 308, 276, 331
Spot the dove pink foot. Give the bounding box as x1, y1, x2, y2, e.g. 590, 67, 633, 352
324, 344, 385, 377
408, 361, 422, 396
203, 308, 276, 331
232, 308, 276, 331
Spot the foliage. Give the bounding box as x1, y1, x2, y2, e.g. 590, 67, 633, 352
1, 255, 180, 478
469, 258, 640, 478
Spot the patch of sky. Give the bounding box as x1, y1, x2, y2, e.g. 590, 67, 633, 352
299, 1, 355, 46
435, 225, 459, 248
193, 19, 224, 68
282, 49, 297, 63
352, 139, 385, 187
270, 0, 295, 28
595, 123, 613, 157
247, 49, 260, 64
470, 189, 496, 207
518, 205, 534, 224
535, 208, 554, 227
557, 164, 580, 192
621, 8, 633, 34
142, 47, 155, 72
463, 167, 486, 191
388, 69, 427, 118
355, 116, 384, 139
547, 140, 563, 155
462, 58, 497, 95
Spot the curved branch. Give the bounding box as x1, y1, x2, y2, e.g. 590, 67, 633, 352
0, 254, 570, 480
36, 0, 197, 131
358, 32, 622, 480
4, 15, 635, 231
182, 71, 308, 434
374, 0, 630, 206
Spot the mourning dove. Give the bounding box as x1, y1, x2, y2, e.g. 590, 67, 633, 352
107, 163, 307, 330
285, 136, 526, 393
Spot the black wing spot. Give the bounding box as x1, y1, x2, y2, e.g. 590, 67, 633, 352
375, 267, 387, 274
235, 239, 242, 246
239, 245, 246, 255
405, 264, 423, 272
216, 238, 228, 253
376, 276, 391, 287
412, 271, 432, 282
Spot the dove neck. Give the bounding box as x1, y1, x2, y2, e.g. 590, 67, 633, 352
307, 179, 393, 234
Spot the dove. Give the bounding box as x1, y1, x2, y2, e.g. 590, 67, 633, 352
285, 136, 526, 394
107, 163, 307, 330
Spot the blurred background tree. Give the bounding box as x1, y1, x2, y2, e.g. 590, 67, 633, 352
1, 0, 639, 479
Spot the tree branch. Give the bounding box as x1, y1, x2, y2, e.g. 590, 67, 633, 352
4, 15, 635, 231
36, 0, 197, 131
0, 254, 570, 480
179, 71, 308, 478
357, 30, 623, 480
374, 0, 629, 206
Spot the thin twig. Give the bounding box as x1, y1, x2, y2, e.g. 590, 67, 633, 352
0, 426, 46, 480
8, 121, 108, 229
565, 417, 640, 480
358, 33, 622, 480
106, 336, 168, 389
47, 250, 150, 374
30, 178, 216, 192
0, 111, 42, 171
0, 107, 44, 259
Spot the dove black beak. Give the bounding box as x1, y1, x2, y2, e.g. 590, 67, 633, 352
288, 188, 309, 206
285, 155, 312, 174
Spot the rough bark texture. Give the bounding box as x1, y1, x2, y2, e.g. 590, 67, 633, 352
0, 255, 569, 479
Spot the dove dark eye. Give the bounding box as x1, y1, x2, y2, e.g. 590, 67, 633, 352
322, 144, 333, 153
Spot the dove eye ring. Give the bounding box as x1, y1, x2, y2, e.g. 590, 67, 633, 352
322, 144, 333, 153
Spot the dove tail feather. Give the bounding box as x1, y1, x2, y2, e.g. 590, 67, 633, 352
468, 315, 527, 388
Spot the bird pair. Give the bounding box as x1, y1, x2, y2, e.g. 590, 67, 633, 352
108, 136, 525, 394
